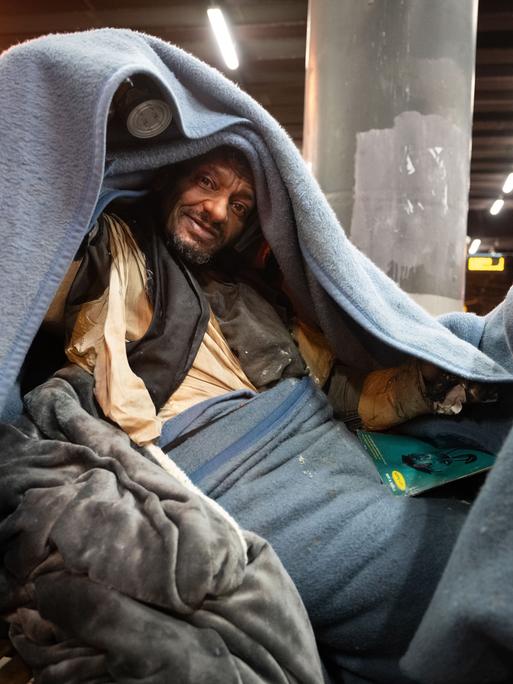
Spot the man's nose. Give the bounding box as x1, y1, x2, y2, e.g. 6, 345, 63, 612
203, 195, 229, 223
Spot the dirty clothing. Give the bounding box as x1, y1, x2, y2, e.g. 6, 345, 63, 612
63, 212, 467, 446
66, 213, 255, 443
63, 211, 337, 444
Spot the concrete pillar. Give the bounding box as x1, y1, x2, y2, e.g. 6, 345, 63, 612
303, 0, 478, 315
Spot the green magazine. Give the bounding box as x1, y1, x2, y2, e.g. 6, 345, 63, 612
357, 430, 496, 496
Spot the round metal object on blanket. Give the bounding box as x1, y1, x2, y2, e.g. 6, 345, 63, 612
126, 99, 172, 138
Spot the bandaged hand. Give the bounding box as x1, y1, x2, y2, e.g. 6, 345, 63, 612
418, 361, 498, 415
358, 361, 497, 431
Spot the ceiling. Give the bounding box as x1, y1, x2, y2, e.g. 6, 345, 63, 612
1, 0, 512, 251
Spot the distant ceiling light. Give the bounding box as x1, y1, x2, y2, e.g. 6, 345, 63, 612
503, 173, 513, 194
468, 238, 481, 255
490, 198, 504, 216
207, 8, 239, 70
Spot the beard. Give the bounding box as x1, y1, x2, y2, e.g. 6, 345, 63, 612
166, 208, 231, 266
169, 230, 215, 265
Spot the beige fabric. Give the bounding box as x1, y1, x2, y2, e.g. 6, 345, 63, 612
65, 214, 254, 445
293, 319, 334, 388
358, 363, 432, 431
66, 214, 158, 444
158, 313, 256, 423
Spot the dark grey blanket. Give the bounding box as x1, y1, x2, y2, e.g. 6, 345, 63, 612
0, 366, 324, 683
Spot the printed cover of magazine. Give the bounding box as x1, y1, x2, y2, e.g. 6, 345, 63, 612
357, 431, 496, 496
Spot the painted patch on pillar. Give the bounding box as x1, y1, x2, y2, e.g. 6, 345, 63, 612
350, 111, 468, 301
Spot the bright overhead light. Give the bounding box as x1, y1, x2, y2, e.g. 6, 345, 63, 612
490, 198, 504, 215
468, 238, 481, 255
503, 173, 513, 194
207, 8, 239, 70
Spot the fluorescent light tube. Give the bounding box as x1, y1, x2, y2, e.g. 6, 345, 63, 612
468, 238, 481, 255
503, 173, 513, 194
207, 8, 239, 70
490, 199, 504, 215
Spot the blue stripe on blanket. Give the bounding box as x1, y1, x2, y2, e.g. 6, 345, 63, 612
189, 376, 310, 484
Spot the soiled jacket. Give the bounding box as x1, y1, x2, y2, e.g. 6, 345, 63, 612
65, 212, 256, 444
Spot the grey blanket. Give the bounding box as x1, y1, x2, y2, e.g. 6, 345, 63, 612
0, 366, 324, 683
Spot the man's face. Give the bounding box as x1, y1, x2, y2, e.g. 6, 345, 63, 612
165, 157, 255, 265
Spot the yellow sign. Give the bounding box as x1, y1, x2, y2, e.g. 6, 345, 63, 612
468, 256, 505, 272
391, 470, 406, 491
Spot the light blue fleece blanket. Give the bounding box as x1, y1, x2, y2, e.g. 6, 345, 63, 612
1, 28, 513, 424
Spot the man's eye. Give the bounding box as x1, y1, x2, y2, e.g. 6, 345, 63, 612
198, 175, 214, 189
231, 202, 247, 218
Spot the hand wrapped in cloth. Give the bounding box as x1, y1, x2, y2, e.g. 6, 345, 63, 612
327, 360, 498, 432
358, 361, 498, 431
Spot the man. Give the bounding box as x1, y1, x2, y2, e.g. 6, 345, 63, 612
43, 145, 483, 683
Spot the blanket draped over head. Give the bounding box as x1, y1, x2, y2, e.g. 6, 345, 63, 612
2, 28, 513, 684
